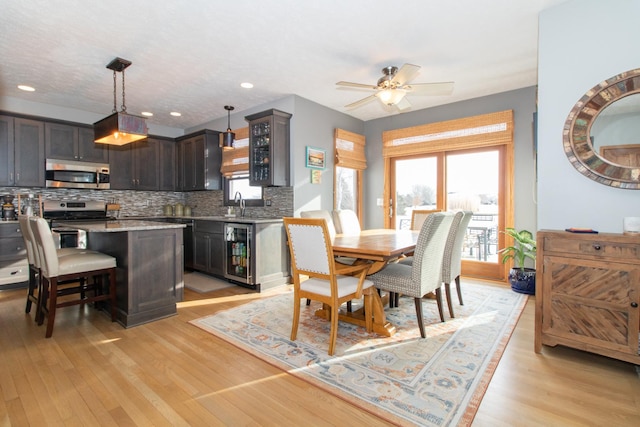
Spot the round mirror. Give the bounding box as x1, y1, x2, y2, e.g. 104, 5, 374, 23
563, 68, 640, 189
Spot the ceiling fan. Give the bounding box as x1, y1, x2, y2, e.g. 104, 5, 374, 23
336, 63, 454, 111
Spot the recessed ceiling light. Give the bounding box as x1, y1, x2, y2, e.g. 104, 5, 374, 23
141, 111, 153, 117
170, 112, 182, 117
18, 85, 35, 92
241, 82, 254, 89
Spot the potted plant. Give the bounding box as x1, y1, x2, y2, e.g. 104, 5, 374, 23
499, 228, 536, 295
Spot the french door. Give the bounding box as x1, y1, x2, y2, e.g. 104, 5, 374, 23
389, 145, 508, 281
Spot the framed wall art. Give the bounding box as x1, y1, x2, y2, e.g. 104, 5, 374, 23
305, 146, 326, 169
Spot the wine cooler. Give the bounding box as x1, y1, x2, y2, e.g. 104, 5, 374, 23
224, 223, 252, 285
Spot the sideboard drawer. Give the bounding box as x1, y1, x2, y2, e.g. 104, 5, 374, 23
541, 235, 640, 260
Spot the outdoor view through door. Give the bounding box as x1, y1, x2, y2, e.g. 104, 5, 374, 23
382, 110, 513, 281
392, 149, 502, 279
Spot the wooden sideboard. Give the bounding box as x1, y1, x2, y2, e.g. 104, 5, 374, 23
535, 230, 640, 364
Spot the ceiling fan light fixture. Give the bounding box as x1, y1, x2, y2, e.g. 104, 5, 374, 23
94, 57, 148, 145
222, 105, 235, 150
378, 88, 406, 106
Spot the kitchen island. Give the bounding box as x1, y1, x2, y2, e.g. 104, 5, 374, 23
60, 220, 185, 328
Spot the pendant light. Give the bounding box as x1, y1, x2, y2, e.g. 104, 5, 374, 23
222, 105, 235, 150
94, 57, 148, 146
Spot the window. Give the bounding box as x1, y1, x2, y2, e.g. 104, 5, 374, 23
334, 129, 366, 220
224, 175, 263, 206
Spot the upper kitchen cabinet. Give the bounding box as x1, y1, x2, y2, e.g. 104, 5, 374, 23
0, 116, 15, 186
45, 122, 109, 163
176, 129, 221, 191
14, 118, 45, 187
110, 137, 173, 191
245, 109, 292, 187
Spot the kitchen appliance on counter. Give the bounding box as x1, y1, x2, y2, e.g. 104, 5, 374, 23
45, 159, 110, 189
2, 195, 16, 221
43, 200, 111, 248
224, 223, 252, 286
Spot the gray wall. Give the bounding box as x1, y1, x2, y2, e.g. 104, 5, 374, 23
361, 87, 538, 231
537, 0, 640, 233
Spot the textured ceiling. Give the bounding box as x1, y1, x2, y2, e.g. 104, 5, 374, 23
0, 0, 567, 130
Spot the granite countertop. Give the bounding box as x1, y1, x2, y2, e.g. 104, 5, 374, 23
57, 220, 186, 232
122, 215, 284, 224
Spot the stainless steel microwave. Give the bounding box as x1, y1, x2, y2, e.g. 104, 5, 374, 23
45, 159, 110, 189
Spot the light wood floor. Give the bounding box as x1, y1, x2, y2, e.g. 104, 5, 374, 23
1, 280, 639, 426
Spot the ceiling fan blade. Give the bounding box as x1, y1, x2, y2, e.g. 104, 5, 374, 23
395, 97, 412, 111
345, 94, 378, 109
405, 81, 455, 96
392, 63, 421, 86
336, 81, 378, 90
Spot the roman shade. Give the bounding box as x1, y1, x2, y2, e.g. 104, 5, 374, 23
335, 129, 367, 170
382, 110, 513, 158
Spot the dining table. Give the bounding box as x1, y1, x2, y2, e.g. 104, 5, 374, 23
314, 228, 420, 337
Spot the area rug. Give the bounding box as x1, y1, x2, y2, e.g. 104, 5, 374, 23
190, 281, 527, 426
184, 272, 235, 293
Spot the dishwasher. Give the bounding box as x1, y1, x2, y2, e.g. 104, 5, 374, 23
224, 223, 252, 286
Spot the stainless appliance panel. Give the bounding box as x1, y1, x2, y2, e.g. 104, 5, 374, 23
224, 223, 252, 284
45, 158, 110, 189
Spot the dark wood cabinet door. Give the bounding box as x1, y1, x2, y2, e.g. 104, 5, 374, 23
209, 232, 224, 277
0, 115, 14, 186
78, 127, 109, 163
45, 122, 77, 160
14, 118, 45, 187
158, 139, 176, 191
193, 231, 210, 272
109, 145, 134, 189
134, 139, 159, 191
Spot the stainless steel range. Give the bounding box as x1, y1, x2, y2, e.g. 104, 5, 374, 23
43, 200, 110, 248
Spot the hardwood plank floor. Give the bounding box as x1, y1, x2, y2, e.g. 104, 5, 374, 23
1, 279, 639, 426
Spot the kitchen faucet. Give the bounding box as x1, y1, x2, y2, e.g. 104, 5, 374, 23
234, 191, 246, 217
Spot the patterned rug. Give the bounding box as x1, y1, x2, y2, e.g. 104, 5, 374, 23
190, 281, 527, 426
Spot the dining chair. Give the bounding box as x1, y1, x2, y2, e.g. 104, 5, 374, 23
399, 211, 472, 317
332, 209, 361, 235
283, 217, 373, 355
300, 210, 337, 239
440, 210, 474, 316
29, 216, 118, 338
410, 209, 442, 231
300, 210, 357, 309
368, 212, 454, 338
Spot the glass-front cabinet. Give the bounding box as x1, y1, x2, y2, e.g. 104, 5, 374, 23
245, 109, 292, 187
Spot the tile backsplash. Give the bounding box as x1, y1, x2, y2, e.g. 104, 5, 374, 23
0, 186, 293, 218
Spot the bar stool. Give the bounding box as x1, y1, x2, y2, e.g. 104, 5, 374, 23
18, 215, 40, 320
28, 216, 118, 338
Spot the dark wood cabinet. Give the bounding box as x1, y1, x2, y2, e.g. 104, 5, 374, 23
245, 109, 292, 187
0, 115, 15, 186
14, 118, 45, 187
45, 123, 108, 163
88, 227, 184, 328
193, 219, 290, 291
0, 222, 29, 289
193, 220, 224, 277
109, 137, 173, 190
176, 130, 221, 191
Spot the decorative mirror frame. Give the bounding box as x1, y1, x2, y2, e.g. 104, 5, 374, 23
563, 68, 640, 189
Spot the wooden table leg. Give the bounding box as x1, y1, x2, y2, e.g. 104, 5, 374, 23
314, 289, 396, 337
